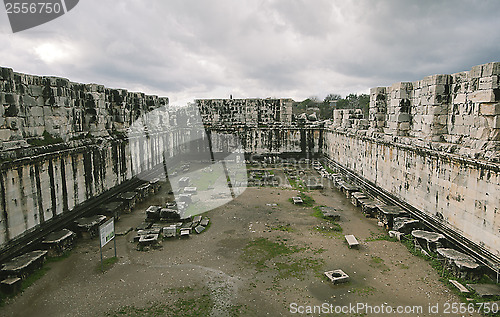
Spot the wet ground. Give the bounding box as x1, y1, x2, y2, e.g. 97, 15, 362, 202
0, 166, 479, 316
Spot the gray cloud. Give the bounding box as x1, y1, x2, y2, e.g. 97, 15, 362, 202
0, 0, 499, 103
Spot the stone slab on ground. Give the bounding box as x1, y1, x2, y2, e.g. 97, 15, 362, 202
345, 234, 359, 248
324, 269, 349, 284
466, 283, 500, 297
449, 279, 470, 293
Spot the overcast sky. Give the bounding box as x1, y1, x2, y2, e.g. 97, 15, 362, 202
0, 0, 499, 105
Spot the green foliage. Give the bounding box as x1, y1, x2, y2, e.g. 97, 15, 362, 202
365, 232, 398, 242
299, 192, 315, 207
323, 93, 341, 104
241, 238, 323, 284
241, 238, 302, 270
314, 222, 343, 237
321, 162, 334, 174
324, 93, 370, 118
269, 224, 295, 232
97, 256, 118, 273
109, 286, 249, 317
350, 286, 376, 296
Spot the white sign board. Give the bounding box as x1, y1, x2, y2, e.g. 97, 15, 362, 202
99, 218, 115, 247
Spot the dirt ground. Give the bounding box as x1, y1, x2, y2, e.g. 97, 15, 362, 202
0, 167, 482, 317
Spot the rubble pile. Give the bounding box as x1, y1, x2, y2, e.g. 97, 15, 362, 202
319, 159, 485, 281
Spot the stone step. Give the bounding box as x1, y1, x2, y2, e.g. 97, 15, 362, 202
449, 279, 469, 293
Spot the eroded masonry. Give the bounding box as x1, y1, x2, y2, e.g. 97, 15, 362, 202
0, 63, 498, 270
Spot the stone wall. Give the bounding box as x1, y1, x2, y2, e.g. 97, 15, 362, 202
197, 98, 322, 157
327, 62, 500, 260
197, 98, 293, 127
0, 66, 173, 248
1, 62, 498, 260
367, 62, 500, 162
0, 66, 168, 151
0, 69, 321, 249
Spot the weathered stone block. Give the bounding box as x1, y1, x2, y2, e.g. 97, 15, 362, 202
398, 122, 410, 130
469, 89, 497, 103
397, 113, 410, 122
391, 82, 413, 91
29, 106, 44, 117
485, 115, 500, 129
424, 74, 451, 86
453, 93, 467, 104
469, 65, 483, 78
482, 62, 500, 77
370, 87, 387, 95
479, 76, 500, 90
427, 94, 449, 104
4, 104, 19, 117
29, 85, 43, 97
43, 106, 53, 116
0, 128, 12, 141
479, 103, 500, 116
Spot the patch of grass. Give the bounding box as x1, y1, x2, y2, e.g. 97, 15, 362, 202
288, 177, 299, 190
312, 206, 325, 219
321, 162, 335, 174
370, 256, 384, 264
0, 265, 51, 307
110, 285, 248, 317
241, 238, 302, 270
395, 262, 409, 269
274, 257, 324, 280
313, 247, 326, 254
365, 232, 398, 242
369, 255, 390, 273
241, 238, 324, 283
97, 256, 118, 273
269, 224, 294, 232
299, 192, 315, 207
313, 223, 343, 238
46, 250, 73, 263
350, 286, 376, 297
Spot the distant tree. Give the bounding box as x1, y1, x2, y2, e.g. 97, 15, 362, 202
358, 94, 370, 117
323, 93, 341, 104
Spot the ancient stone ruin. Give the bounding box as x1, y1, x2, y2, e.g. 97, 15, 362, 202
0, 62, 498, 279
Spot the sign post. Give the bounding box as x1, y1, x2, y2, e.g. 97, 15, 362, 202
99, 218, 116, 272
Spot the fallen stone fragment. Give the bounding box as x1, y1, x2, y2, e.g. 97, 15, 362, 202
466, 283, 500, 297
449, 279, 469, 293
412, 230, 445, 253
437, 248, 481, 281
393, 217, 420, 234
194, 225, 205, 234
324, 269, 349, 284
41, 229, 76, 257
200, 218, 210, 227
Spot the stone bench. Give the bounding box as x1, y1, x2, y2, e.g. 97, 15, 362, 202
1, 250, 48, 279
345, 235, 359, 248
41, 229, 76, 257
376, 205, 407, 229
1, 277, 22, 294
449, 279, 469, 293
350, 192, 367, 207
292, 197, 303, 204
